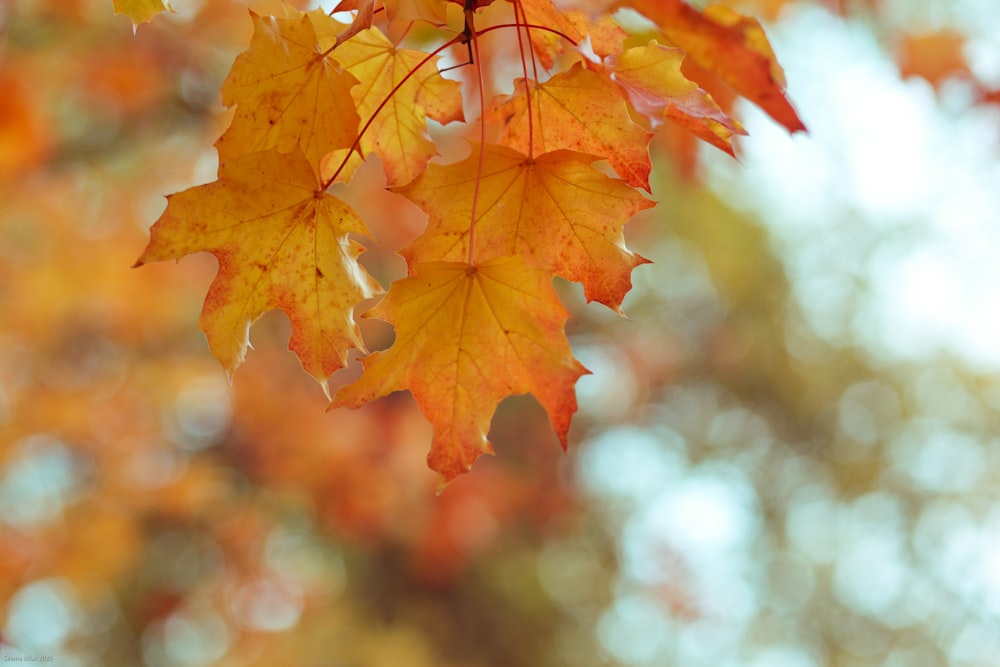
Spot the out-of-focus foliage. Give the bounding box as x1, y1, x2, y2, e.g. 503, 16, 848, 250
2, 0, 1000, 666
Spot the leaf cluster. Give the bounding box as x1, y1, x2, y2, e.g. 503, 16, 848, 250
134, 0, 804, 484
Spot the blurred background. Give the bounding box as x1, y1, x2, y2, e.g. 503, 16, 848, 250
2, 0, 1000, 665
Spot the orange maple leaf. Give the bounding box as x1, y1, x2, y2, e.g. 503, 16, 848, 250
329, 0, 377, 47
215, 12, 361, 170
134, 150, 382, 388
622, 0, 806, 133
396, 144, 654, 310
607, 41, 746, 157
113, 0, 173, 29
488, 62, 653, 191
513, 0, 582, 70
333, 256, 588, 484
566, 10, 627, 59
316, 24, 465, 187
385, 0, 451, 25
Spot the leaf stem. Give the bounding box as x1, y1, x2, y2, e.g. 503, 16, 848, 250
318, 14, 579, 191
512, 1, 535, 158
320, 34, 464, 190
468, 7, 487, 266
474, 23, 578, 47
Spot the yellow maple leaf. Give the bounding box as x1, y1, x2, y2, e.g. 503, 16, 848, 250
396, 144, 654, 310
134, 150, 382, 389
488, 63, 653, 191
316, 25, 464, 187
333, 256, 588, 484
215, 12, 361, 172
113, 0, 173, 29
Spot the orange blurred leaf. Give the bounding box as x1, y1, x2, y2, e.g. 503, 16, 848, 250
0, 69, 50, 179
81, 44, 170, 116
897, 29, 969, 87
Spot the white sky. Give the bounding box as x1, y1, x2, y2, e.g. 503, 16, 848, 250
705, 3, 1000, 369
581, 4, 1000, 665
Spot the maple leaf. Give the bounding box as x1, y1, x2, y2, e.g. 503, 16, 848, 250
488, 62, 653, 190
620, 0, 806, 133
332, 0, 368, 9
316, 25, 464, 187
329, 0, 377, 47
396, 144, 654, 310
566, 10, 627, 59
134, 150, 382, 388
215, 12, 361, 172
607, 41, 746, 157
126, 0, 811, 487
512, 0, 583, 70
385, 0, 450, 25
333, 256, 588, 484
113, 0, 173, 29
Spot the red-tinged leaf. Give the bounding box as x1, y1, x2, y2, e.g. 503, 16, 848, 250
607, 41, 746, 157
321, 26, 465, 186
134, 150, 382, 387
396, 144, 654, 310
215, 12, 361, 170
333, 256, 588, 484
620, 0, 806, 133
488, 62, 653, 190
